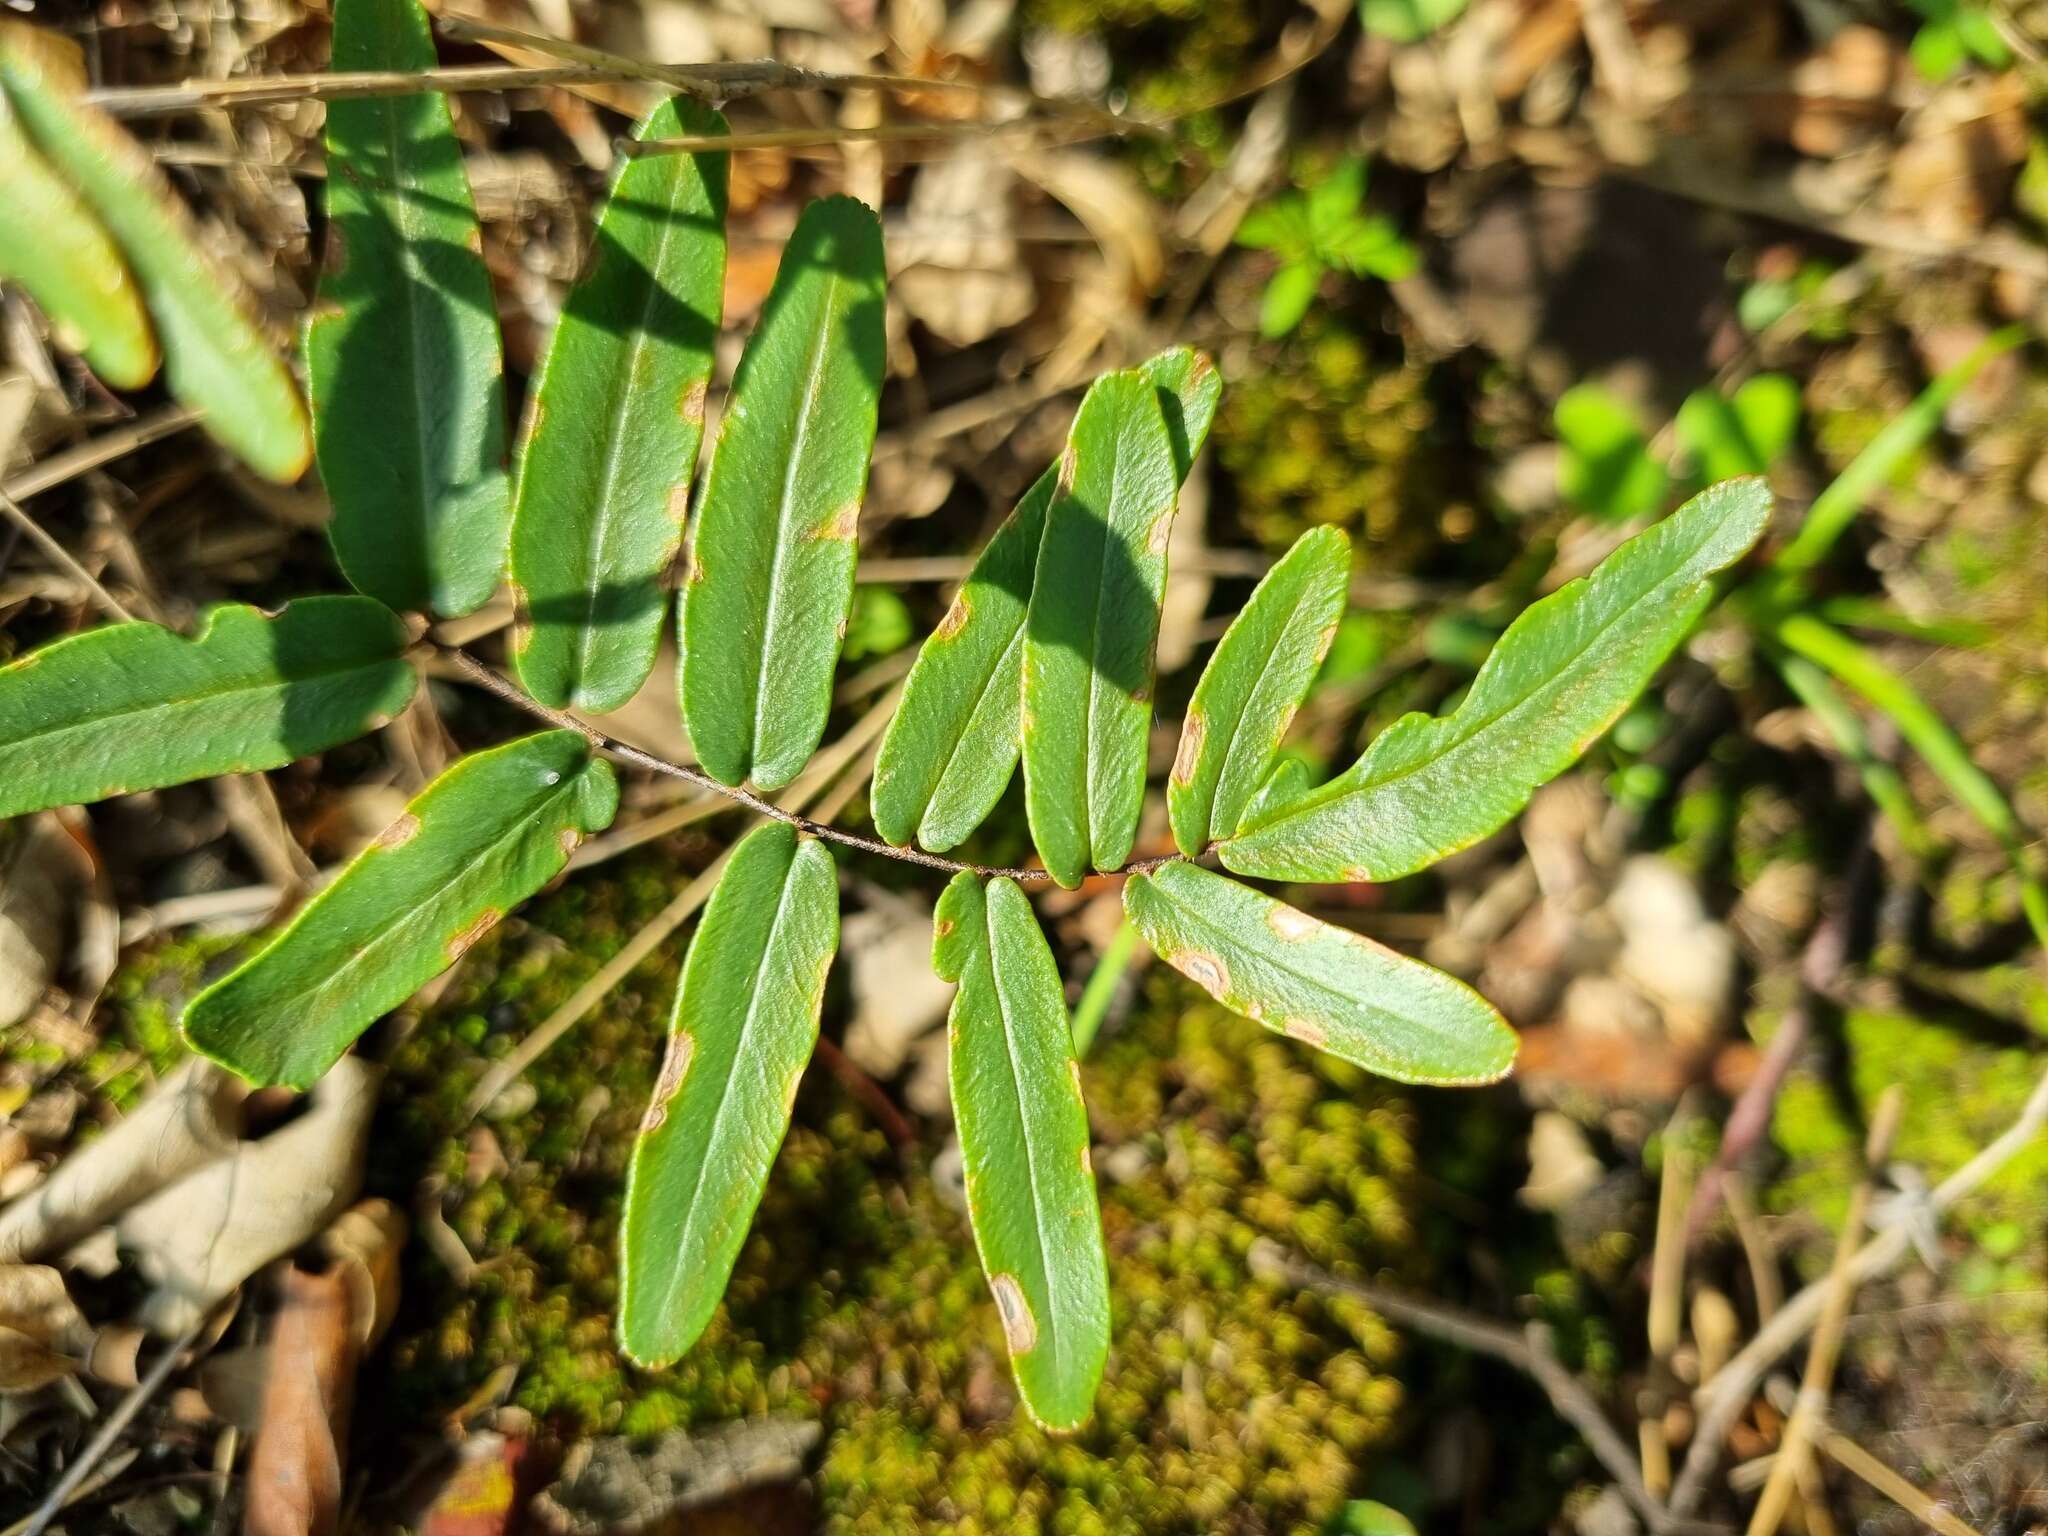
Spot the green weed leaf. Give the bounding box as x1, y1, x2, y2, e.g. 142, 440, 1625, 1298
0, 21, 311, 480
310, 0, 510, 617
1123, 861, 1515, 1084
0, 598, 416, 819
1223, 478, 1771, 882
510, 97, 728, 709
183, 730, 618, 1088
933, 872, 1110, 1428
1675, 373, 1800, 481
679, 196, 885, 790
1168, 525, 1350, 854
619, 822, 838, 1365
872, 347, 1219, 853
0, 87, 154, 388
1022, 369, 1182, 887
1555, 382, 1667, 522
1772, 610, 2048, 944
1774, 325, 2022, 575
1358, 0, 1468, 43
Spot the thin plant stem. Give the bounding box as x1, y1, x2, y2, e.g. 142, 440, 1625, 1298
443, 647, 1190, 884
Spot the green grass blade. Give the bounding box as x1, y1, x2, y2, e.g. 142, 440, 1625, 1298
0, 21, 310, 481
934, 872, 1110, 1428
1168, 525, 1350, 854
1767, 647, 1932, 860
183, 730, 618, 1088
871, 348, 1219, 853
1021, 370, 1181, 887
1774, 326, 2023, 575
0, 87, 154, 388
679, 196, 885, 791
0, 598, 416, 818
1068, 916, 1139, 1060
1773, 610, 2047, 944
1123, 861, 1516, 1085
509, 97, 727, 709
1223, 478, 1772, 883
310, 0, 510, 616
619, 823, 838, 1365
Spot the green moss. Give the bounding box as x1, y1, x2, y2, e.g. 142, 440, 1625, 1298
1769, 1008, 2048, 1254
374, 878, 1430, 1530
1215, 321, 1457, 563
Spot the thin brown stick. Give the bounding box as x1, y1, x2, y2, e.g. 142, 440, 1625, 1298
813, 1036, 917, 1150
1746, 1086, 1905, 1536
1673, 1063, 2048, 1515
443, 647, 1187, 884
0, 489, 133, 622
1247, 1241, 1724, 1536
0, 406, 203, 504
1809, 1426, 1982, 1536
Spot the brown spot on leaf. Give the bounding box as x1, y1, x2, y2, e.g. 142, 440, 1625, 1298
1054, 445, 1077, 497
1174, 949, 1230, 997
1281, 1018, 1328, 1049
1170, 711, 1205, 788
641, 1031, 694, 1133
374, 814, 421, 851
990, 1273, 1037, 1355
446, 908, 500, 961
526, 399, 547, 441
685, 548, 707, 585
680, 379, 708, 424
321, 225, 347, 278
934, 594, 971, 640
1265, 904, 1318, 942
1314, 620, 1340, 666
665, 481, 691, 526
1146, 504, 1176, 555
557, 827, 582, 856
935, 918, 956, 939
814, 500, 862, 542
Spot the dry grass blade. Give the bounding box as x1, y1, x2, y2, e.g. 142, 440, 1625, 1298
1674, 1065, 2048, 1515
1745, 1085, 1905, 1536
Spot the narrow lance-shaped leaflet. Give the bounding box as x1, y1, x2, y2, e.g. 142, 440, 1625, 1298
510, 95, 728, 710
1021, 370, 1181, 887
310, 0, 511, 617
0, 20, 310, 481
1167, 524, 1350, 854
619, 822, 839, 1365
1222, 478, 1772, 883
933, 872, 1110, 1429
679, 196, 885, 791
183, 730, 618, 1090
0, 84, 155, 388
1123, 861, 1517, 1086
871, 347, 1220, 853
0, 598, 416, 819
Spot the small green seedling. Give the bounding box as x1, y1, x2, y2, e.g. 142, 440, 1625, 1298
1236, 156, 1419, 338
